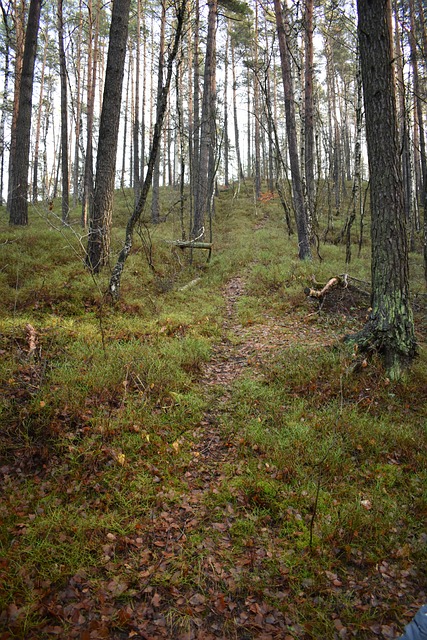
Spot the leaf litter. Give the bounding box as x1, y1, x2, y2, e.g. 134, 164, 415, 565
1, 272, 426, 639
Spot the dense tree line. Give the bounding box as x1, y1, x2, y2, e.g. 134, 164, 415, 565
0, 0, 425, 375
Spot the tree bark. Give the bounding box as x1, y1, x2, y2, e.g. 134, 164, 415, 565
7, 0, 25, 214
192, 0, 217, 240
0, 2, 12, 206
353, 0, 416, 379
32, 31, 47, 204
86, 0, 131, 272
151, 0, 166, 224
58, 0, 69, 223
109, 0, 186, 299
408, 0, 427, 283
8, 0, 41, 225
304, 0, 315, 223
81, 0, 100, 227
274, 0, 311, 259
230, 34, 244, 181
223, 29, 229, 188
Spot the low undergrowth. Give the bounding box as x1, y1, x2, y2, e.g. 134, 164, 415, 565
0, 185, 426, 638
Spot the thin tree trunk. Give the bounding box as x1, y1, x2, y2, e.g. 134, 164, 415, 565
274, 0, 311, 259
253, 1, 261, 199
304, 0, 315, 224
223, 29, 229, 188
343, 54, 362, 264
230, 35, 244, 181
121, 48, 131, 188
71, 1, 84, 207
192, 0, 217, 239
0, 2, 12, 206
394, 3, 412, 235
140, 1, 146, 183
133, 0, 141, 202
191, 0, 200, 230
81, 0, 100, 227
151, 0, 166, 224
58, 0, 69, 222
408, 0, 427, 282
32, 31, 47, 204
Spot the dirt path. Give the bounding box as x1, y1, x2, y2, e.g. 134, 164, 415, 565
116, 276, 295, 639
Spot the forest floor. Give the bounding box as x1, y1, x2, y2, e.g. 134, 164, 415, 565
1, 196, 427, 639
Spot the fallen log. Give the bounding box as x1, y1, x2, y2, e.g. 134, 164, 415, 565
170, 240, 212, 250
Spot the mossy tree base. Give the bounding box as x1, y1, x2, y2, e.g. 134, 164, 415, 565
345, 302, 417, 380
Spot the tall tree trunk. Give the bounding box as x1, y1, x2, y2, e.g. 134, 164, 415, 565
394, 2, 413, 239
343, 54, 362, 264
354, 0, 416, 378
86, 0, 131, 272
192, 0, 217, 239
0, 2, 12, 206
151, 0, 166, 224
109, 0, 186, 299
32, 30, 47, 204
58, 0, 69, 222
81, 0, 100, 227
186, 0, 193, 215
253, 1, 261, 199
246, 66, 251, 179
223, 28, 229, 188
274, 0, 311, 259
304, 0, 315, 223
191, 0, 200, 231
133, 0, 141, 202
230, 34, 244, 181
140, 1, 146, 183
71, 0, 84, 207
121, 46, 131, 188
8, 0, 41, 225
408, 0, 427, 282
7, 0, 25, 214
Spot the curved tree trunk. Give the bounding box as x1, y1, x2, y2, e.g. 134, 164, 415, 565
109, 0, 186, 299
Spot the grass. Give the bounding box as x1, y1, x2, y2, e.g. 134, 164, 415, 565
0, 183, 426, 638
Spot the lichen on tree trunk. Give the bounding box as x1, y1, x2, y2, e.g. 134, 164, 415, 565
350, 0, 417, 380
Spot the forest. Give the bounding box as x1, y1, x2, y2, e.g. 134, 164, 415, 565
0, 0, 427, 638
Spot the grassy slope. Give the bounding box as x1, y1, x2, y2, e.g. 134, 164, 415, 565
0, 186, 426, 639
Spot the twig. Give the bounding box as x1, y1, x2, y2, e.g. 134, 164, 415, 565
25, 323, 38, 358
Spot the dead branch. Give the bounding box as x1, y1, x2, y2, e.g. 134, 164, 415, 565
304, 276, 342, 299
305, 273, 372, 300
25, 323, 38, 357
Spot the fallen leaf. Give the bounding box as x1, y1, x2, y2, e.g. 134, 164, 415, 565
151, 592, 161, 607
